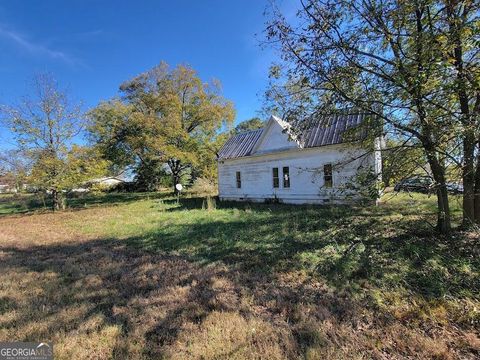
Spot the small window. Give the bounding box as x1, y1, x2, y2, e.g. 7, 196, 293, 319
236, 171, 241, 188
272, 167, 279, 188
324, 164, 333, 188
283, 167, 290, 188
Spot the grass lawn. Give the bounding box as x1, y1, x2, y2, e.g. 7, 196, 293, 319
0, 192, 478, 359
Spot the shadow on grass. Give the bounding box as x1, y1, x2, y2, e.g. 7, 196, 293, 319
129, 198, 479, 300
165, 196, 442, 218
0, 194, 47, 215
1, 193, 476, 301
0, 201, 478, 358
0, 237, 357, 358
0, 192, 173, 216
67, 191, 172, 209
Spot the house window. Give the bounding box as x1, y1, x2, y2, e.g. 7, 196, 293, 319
324, 164, 333, 188
272, 167, 279, 188
236, 171, 241, 188
283, 167, 290, 188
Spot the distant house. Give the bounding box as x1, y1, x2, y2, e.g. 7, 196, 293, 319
70, 176, 125, 193
0, 173, 20, 193
0, 183, 17, 194
217, 113, 382, 204
88, 176, 125, 187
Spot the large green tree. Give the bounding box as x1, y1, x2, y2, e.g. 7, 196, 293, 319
1, 74, 108, 210
89, 62, 235, 193
435, 0, 480, 225
265, 0, 479, 232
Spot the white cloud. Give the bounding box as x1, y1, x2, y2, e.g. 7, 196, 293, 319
0, 24, 80, 66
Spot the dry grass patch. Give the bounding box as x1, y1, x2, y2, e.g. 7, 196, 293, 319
168, 311, 295, 360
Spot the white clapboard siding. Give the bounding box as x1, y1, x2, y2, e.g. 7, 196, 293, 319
218, 144, 375, 204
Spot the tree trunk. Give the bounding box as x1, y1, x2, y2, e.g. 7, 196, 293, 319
51, 189, 61, 212
435, 184, 451, 234
425, 149, 451, 234
462, 135, 476, 227
474, 147, 480, 224
168, 159, 182, 195
445, 1, 475, 227
172, 172, 180, 195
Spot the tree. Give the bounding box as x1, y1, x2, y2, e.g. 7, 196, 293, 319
231, 117, 264, 134
0, 149, 32, 192
0, 74, 108, 210
434, 0, 480, 225
29, 145, 108, 208
89, 62, 235, 193
382, 139, 427, 188
264, 0, 477, 233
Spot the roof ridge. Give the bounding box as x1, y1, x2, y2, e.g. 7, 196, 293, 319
218, 112, 370, 160
231, 128, 264, 136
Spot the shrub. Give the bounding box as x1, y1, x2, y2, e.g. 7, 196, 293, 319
189, 178, 217, 197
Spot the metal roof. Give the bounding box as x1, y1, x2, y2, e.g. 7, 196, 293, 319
301, 113, 366, 148
218, 113, 367, 160
217, 128, 264, 160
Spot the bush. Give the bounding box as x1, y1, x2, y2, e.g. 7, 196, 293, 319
107, 182, 138, 193
189, 178, 217, 196
89, 183, 112, 194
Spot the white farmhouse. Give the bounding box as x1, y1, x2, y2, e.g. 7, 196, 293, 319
217, 113, 382, 204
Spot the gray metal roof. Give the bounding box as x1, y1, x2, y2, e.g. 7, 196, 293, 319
301, 113, 366, 148
218, 113, 367, 160
217, 128, 264, 160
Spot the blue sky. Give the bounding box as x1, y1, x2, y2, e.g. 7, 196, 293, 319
0, 0, 290, 150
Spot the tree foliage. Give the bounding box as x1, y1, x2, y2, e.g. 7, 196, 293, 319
0, 149, 32, 192
89, 62, 235, 192
1, 74, 108, 210
231, 117, 265, 134
266, 0, 480, 232
29, 146, 108, 200
381, 139, 427, 187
